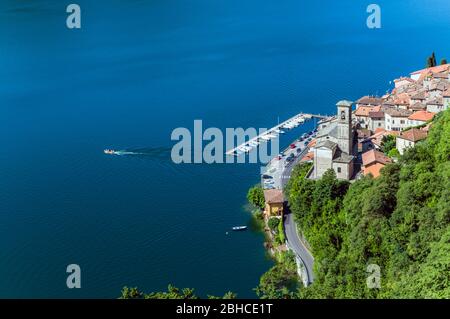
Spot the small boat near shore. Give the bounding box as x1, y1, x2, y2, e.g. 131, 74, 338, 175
232, 226, 247, 231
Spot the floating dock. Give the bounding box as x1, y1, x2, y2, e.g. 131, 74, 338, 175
225, 113, 329, 156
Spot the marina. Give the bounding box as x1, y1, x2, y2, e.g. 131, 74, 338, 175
225, 113, 329, 156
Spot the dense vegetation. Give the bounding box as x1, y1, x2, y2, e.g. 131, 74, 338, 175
282, 109, 450, 298
119, 285, 237, 299
255, 251, 299, 299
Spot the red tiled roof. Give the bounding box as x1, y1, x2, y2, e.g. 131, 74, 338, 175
409, 102, 427, 111
394, 77, 415, 84
300, 152, 314, 162
410, 63, 450, 75
368, 111, 385, 118
384, 108, 412, 117
264, 189, 284, 204
355, 105, 381, 117
357, 96, 384, 105
362, 149, 392, 166
397, 128, 428, 142
393, 93, 411, 105
307, 139, 316, 148
408, 110, 435, 122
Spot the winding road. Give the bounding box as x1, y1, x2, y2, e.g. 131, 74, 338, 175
279, 143, 315, 284
284, 212, 314, 284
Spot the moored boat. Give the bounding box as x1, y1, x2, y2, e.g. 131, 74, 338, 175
232, 226, 247, 231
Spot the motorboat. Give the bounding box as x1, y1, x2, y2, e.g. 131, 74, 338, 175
104, 149, 116, 155
232, 226, 247, 231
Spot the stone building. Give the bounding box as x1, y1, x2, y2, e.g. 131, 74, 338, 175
312, 100, 355, 180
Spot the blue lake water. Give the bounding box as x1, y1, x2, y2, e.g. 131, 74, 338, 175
0, 0, 449, 298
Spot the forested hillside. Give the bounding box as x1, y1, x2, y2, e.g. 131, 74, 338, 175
285, 109, 450, 298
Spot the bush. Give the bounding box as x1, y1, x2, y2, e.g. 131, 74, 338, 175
381, 135, 396, 155
278, 219, 286, 243
247, 186, 265, 210
268, 217, 280, 232
388, 148, 400, 158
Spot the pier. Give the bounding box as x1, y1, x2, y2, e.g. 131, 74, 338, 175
225, 113, 330, 156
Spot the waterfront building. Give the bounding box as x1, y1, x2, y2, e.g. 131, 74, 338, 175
263, 189, 284, 217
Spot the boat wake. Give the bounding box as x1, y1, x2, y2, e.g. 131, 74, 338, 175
104, 147, 172, 159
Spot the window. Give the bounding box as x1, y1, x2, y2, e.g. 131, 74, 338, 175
400, 120, 405, 124
341, 110, 346, 120
378, 122, 381, 126
337, 167, 341, 173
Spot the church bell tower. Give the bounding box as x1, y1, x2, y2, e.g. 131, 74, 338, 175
336, 100, 353, 155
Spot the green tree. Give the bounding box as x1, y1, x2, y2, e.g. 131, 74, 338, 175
247, 186, 265, 210
388, 148, 400, 158
426, 52, 437, 67
441, 58, 448, 65
268, 217, 280, 232
255, 252, 299, 299
119, 286, 143, 299
381, 134, 396, 155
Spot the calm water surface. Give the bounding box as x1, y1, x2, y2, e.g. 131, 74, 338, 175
0, 0, 449, 297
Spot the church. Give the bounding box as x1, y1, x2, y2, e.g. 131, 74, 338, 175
312, 100, 356, 180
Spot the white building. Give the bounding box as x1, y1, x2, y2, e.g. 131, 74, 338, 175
384, 108, 412, 131
426, 98, 445, 113
407, 110, 435, 127
444, 88, 450, 110
368, 110, 385, 132
396, 128, 428, 155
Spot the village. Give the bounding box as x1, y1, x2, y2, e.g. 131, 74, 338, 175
256, 62, 450, 286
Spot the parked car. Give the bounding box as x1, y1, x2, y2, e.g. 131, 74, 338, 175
296, 148, 302, 153
290, 143, 296, 149
262, 174, 272, 179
